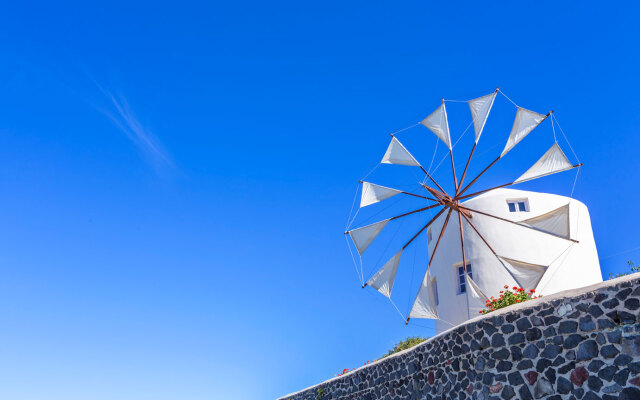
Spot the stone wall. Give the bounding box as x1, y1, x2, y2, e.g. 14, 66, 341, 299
279, 274, 640, 400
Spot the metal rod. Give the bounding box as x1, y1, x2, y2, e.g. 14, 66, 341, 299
450, 149, 458, 193
401, 191, 438, 202
427, 208, 453, 266
458, 163, 584, 201
458, 181, 515, 200
460, 211, 498, 256
402, 207, 447, 250
456, 141, 477, 195
457, 210, 471, 321
458, 205, 579, 243
419, 166, 448, 195
390, 203, 442, 222
344, 203, 443, 235
456, 156, 501, 198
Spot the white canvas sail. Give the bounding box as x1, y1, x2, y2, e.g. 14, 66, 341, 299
420, 104, 452, 150
366, 250, 402, 298
466, 273, 489, 314
381, 137, 421, 167
468, 92, 497, 143
499, 257, 548, 291
519, 204, 570, 239
409, 269, 439, 319
360, 182, 403, 208
348, 219, 390, 255
514, 143, 574, 183
501, 107, 547, 157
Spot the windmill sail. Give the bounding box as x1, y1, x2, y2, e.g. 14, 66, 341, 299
468, 92, 497, 143
501, 107, 547, 157
409, 269, 439, 319
466, 273, 489, 314
381, 137, 421, 167
420, 103, 452, 150
348, 219, 390, 255
360, 182, 403, 208
519, 204, 570, 239
499, 257, 548, 291
366, 250, 402, 298
515, 143, 574, 183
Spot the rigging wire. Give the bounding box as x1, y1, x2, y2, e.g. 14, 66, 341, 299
345, 235, 364, 287
498, 89, 519, 108
601, 245, 640, 260
552, 114, 581, 163
431, 120, 474, 174
389, 123, 420, 136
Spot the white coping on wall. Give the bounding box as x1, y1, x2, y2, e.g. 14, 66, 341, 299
277, 273, 640, 399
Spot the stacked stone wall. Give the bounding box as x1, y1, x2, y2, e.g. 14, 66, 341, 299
279, 274, 640, 400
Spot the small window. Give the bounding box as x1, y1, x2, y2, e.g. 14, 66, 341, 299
427, 228, 433, 243
432, 277, 439, 305
456, 263, 472, 294
507, 199, 529, 213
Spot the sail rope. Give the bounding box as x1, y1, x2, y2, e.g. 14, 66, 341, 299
345, 235, 364, 287
552, 114, 580, 163
498, 89, 519, 108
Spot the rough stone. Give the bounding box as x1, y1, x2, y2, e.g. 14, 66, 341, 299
621, 335, 640, 356
541, 344, 561, 359
587, 359, 604, 373
587, 376, 603, 392
500, 385, 515, 400
576, 339, 598, 361
533, 378, 553, 399
620, 387, 640, 400
600, 344, 620, 358
524, 371, 538, 385
570, 366, 589, 387
556, 376, 572, 394
558, 320, 578, 334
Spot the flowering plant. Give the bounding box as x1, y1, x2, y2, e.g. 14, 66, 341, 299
479, 285, 539, 315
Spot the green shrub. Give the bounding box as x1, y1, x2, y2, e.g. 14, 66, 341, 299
381, 336, 427, 358
609, 261, 640, 279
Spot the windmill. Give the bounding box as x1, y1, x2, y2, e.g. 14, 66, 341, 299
345, 89, 602, 332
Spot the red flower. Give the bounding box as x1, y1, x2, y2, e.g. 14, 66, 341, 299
530, 289, 535, 293
513, 286, 518, 290
504, 285, 509, 289
499, 290, 504, 293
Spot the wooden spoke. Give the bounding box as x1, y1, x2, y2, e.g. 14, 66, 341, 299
401, 207, 447, 250
450, 150, 458, 192
389, 203, 443, 222
419, 166, 448, 195
458, 163, 583, 201
456, 155, 501, 197
459, 211, 498, 256
427, 208, 453, 266
456, 142, 477, 195
458, 205, 578, 243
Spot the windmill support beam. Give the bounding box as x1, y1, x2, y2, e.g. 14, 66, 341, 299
458, 163, 583, 201
402, 207, 447, 250
428, 208, 453, 266
457, 142, 477, 195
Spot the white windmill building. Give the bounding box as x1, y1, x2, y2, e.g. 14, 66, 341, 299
346, 89, 602, 334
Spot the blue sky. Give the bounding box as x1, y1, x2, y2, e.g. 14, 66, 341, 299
0, 1, 639, 399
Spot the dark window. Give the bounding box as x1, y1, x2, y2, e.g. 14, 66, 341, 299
457, 264, 472, 294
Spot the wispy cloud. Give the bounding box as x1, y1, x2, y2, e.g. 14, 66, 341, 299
93, 81, 174, 171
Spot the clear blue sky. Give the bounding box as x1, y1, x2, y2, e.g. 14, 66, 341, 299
0, 2, 639, 399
